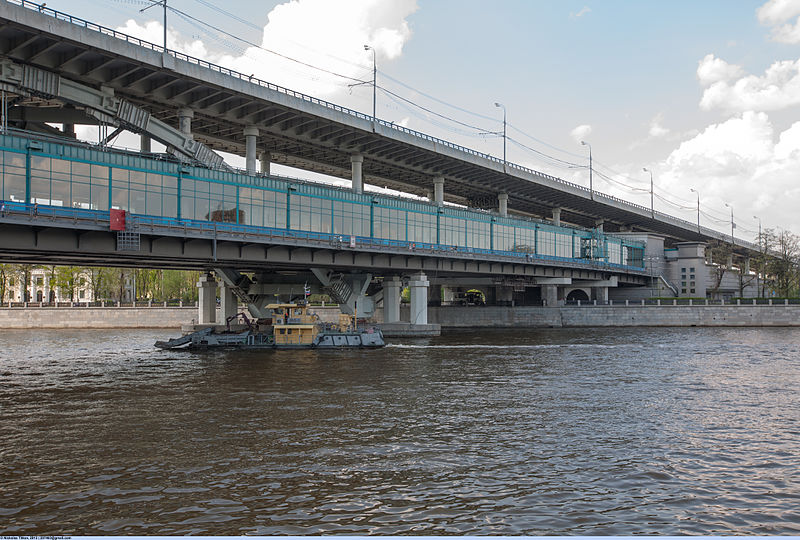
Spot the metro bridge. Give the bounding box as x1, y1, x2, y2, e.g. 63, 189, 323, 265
0, 0, 760, 328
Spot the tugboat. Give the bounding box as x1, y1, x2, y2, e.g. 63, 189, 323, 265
155, 302, 385, 350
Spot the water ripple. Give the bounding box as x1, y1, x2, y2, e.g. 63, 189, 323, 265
1, 327, 799, 534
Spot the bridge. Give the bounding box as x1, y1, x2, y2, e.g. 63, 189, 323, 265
0, 0, 761, 330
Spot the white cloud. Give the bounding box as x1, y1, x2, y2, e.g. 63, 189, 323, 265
571, 6, 591, 18
117, 0, 418, 100
659, 112, 800, 233
570, 124, 592, 143
757, 0, 800, 43
117, 19, 211, 59
648, 113, 670, 138
698, 57, 800, 112
697, 54, 745, 87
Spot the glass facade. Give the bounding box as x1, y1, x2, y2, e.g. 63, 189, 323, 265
0, 133, 645, 269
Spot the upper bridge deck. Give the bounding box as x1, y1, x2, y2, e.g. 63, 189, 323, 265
0, 0, 759, 258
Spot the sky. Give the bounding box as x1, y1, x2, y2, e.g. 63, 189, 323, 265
36, 0, 800, 241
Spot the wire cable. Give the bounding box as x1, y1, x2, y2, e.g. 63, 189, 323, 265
164, 4, 370, 85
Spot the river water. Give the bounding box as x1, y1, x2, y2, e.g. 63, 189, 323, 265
1, 327, 799, 535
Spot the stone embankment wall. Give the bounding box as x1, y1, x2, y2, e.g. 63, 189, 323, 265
0, 306, 342, 329
427, 305, 800, 327
2, 305, 797, 329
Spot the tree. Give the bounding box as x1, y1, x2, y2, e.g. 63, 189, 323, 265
0, 263, 11, 302
706, 241, 732, 297
54, 266, 83, 301
766, 228, 800, 297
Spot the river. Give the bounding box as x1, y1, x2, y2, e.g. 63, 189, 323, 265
1, 327, 799, 535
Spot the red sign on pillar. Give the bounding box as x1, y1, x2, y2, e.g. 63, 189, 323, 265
110, 209, 126, 231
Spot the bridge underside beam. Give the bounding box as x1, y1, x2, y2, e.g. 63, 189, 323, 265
0, 220, 648, 287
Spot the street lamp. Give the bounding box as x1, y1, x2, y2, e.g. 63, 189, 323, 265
581, 140, 593, 200
724, 202, 735, 245
754, 214, 763, 297
141, 0, 167, 51
753, 215, 762, 248
364, 44, 376, 123
642, 167, 654, 219
689, 188, 700, 233
494, 102, 506, 163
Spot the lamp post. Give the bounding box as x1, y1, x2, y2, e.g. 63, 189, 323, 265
689, 188, 700, 233
754, 214, 762, 297
363, 44, 376, 123
141, 0, 167, 51
724, 202, 735, 245
753, 215, 762, 249
643, 167, 654, 218
494, 102, 506, 163
581, 140, 593, 200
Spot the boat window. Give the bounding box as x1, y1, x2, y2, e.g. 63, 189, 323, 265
279, 329, 285, 335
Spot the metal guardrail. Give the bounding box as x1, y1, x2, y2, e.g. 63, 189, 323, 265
0, 201, 649, 273
3, 0, 759, 252
563, 298, 800, 307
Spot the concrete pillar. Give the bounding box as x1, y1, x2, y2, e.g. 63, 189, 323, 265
433, 177, 444, 207
727, 254, 733, 270
177, 108, 194, 138
62, 123, 75, 138
595, 219, 604, 232
244, 125, 259, 175
552, 207, 562, 226
498, 192, 508, 218
428, 282, 442, 306
495, 286, 514, 306
592, 286, 609, 303
744, 258, 750, 274
258, 151, 271, 176
383, 276, 402, 323
140, 134, 152, 153
351, 154, 364, 194
197, 272, 217, 325
220, 283, 237, 321
409, 272, 429, 325
542, 284, 558, 307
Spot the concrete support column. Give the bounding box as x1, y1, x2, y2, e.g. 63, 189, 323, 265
383, 276, 402, 323
552, 207, 562, 227
258, 151, 271, 176
727, 254, 733, 270
428, 282, 442, 306
592, 286, 609, 303
595, 219, 604, 232
177, 108, 194, 138
220, 283, 237, 321
409, 272, 429, 325
498, 192, 508, 218
140, 134, 152, 153
244, 125, 259, 175
62, 123, 75, 138
542, 284, 558, 307
496, 286, 514, 306
197, 272, 217, 325
351, 154, 364, 194
433, 176, 444, 206
744, 258, 750, 274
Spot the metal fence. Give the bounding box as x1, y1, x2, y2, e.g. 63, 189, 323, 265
0, 200, 649, 274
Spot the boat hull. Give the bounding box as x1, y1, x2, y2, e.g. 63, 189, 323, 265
155, 328, 385, 350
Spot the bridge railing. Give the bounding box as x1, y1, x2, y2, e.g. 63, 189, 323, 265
5, 0, 758, 251
0, 200, 648, 274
